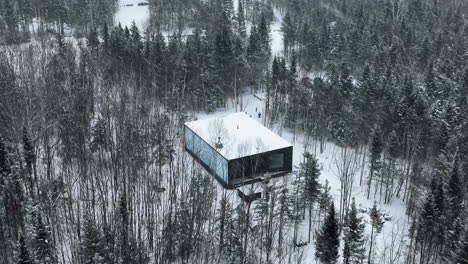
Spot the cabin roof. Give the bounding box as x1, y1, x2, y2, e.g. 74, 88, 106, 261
185, 112, 292, 160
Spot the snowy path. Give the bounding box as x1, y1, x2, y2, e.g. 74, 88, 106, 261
114, 0, 149, 31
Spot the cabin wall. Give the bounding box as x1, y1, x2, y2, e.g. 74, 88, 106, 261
184, 126, 229, 184
228, 146, 293, 185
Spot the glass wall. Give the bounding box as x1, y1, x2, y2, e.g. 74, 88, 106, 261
268, 153, 284, 169
185, 127, 229, 183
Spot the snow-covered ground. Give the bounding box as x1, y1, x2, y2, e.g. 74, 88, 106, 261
114, 0, 149, 31
189, 92, 410, 263
271, 8, 284, 56
111, 0, 410, 261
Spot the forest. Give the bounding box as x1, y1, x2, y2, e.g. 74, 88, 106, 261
0, 0, 467, 263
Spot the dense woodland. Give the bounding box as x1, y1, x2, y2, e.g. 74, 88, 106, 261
0, 0, 468, 263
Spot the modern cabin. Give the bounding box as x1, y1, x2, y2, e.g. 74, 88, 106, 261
184, 112, 293, 189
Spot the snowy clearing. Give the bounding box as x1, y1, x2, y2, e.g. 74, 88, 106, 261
115, 0, 150, 31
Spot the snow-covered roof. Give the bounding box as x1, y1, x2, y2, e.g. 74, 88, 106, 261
185, 112, 292, 160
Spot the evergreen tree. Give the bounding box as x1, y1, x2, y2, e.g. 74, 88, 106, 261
130, 21, 142, 54
87, 27, 100, 51
368, 202, 385, 264
431, 178, 445, 250
102, 23, 109, 51
33, 213, 55, 264
367, 129, 383, 199
3, 0, 20, 44
457, 239, 468, 264
315, 202, 340, 264
445, 157, 464, 255
213, 9, 234, 102
299, 152, 321, 242
22, 127, 35, 177
17, 236, 32, 264
343, 198, 365, 264
356, 65, 375, 135
80, 216, 108, 264
425, 62, 437, 100
257, 14, 270, 57
0, 136, 11, 178
415, 179, 441, 263
301, 153, 321, 206
237, 0, 246, 39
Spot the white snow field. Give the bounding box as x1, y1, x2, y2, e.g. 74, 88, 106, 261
185, 112, 292, 159
115, 0, 149, 31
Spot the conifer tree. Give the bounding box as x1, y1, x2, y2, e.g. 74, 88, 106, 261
102, 23, 109, 51
343, 198, 365, 264
445, 157, 464, 256
367, 129, 383, 199
456, 239, 468, 264
415, 181, 439, 263
22, 127, 35, 177
368, 202, 384, 264
87, 27, 100, 51
33, 213, 55, 264
80, 216, 108, 264
257, 14, 270, 57
300, 152, 321, 242
18, 237, 32, 264
276, 187, 293, 258
0, 136, 10, 178
130, 21, 142, 54
431, 178, 445, 250
315, 202, 340, 264
3, 0, 20, 44
237, 0, 246, 39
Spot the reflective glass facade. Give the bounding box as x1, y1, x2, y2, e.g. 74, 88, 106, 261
185, 127, 228, 183
185, 125, 293, 189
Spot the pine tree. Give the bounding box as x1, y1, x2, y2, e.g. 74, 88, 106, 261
315, 202, 340, 264
217, 196, 230, 251
425, 62, 437, 99
33, 213, 55, 264
300, 152, 321, 242
445, 157, 464, 256
367, 129, 383, 199
213, 9, 234, 100
3, 0, 20, 44
368, 201, 385, 264
356, 65, 375, 136
0, 136, 11, 178
22, 127, 35, 177
102, 23, 109, 51
130, 21, 142, 54
17, 237, 32, 264
257, 14, 270, 57
87, 27, 100, 51
237, 0, 246, 39
431, 178, 445, 250
343, 198, 365, 264
456, 239, 468, 264
276, 187, 294, 258
80, 216, 107, 264
415, 181, 438, 264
